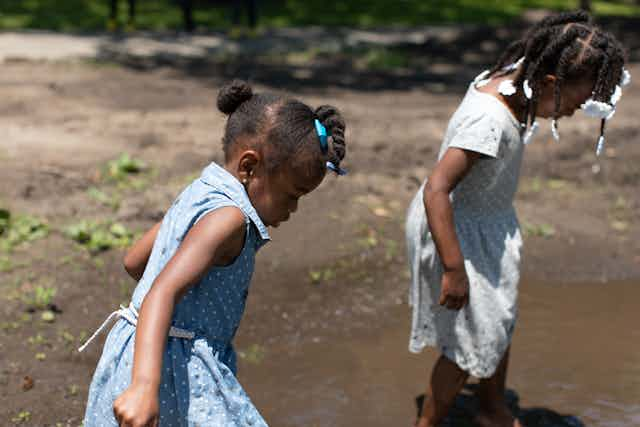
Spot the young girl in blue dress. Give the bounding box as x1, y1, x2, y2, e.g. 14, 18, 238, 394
80, 80, 347, 427
406, 11, 628, 427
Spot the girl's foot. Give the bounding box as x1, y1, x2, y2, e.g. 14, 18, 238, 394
475, 406, 524, 427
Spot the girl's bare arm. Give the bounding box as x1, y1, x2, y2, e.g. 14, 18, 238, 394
132, 207, 245, 388
123, 222, 161, 281
423, 147, 480, 310
113, 207, 246, 426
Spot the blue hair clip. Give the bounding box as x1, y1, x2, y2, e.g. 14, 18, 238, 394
315, 118, 347, 176
314, 119, 329, 154
326, 161, 347, 176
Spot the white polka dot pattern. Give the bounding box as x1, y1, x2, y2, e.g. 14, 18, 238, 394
83, 163, 270, 426
406, 81, 524, 379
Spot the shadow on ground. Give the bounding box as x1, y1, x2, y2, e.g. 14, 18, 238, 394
94, 16, 640, 94
415, 384, 584, 427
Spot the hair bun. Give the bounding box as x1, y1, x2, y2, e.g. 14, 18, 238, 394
217, 80, 253, 115
315, 104, 346, 163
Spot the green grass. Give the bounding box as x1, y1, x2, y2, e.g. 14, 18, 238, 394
22, 285, 57, 311
0, 0, 638, 31
65, 220, 133, 253
0, 210, 49, 253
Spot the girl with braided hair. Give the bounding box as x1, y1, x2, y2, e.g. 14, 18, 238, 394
406, 11, 628, 427
81, 80, 347, 427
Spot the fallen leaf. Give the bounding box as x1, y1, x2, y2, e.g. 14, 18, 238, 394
41, 311, 56, 322
372, 207, 391, 218
611, 220, 629, 232
22, 376, 34, 391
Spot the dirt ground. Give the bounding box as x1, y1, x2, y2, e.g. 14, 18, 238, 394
1, 36, 639, 426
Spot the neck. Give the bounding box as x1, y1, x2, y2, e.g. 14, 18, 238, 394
502, 90, 529, 125
499, 69, 530, 125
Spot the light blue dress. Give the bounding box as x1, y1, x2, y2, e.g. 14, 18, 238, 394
83, 162, 270, 426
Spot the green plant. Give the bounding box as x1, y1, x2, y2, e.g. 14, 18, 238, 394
59, 330, 75, 344
87, 187, 121, 210
68, 384, 79, 396
309, 266, 337, 284
0, 208, 9, 235
361, 47, 411, 70
106, 153, 145, 182
65, 221, 133, 252
384, 239, 399, 261
523, 222, 556, 238
23, 286, 57, 310
11, 410, 31, 423
238, 344, 266, 365
28, 333, 47, 346
0, 256, 12, 272
0, 211, 49, 252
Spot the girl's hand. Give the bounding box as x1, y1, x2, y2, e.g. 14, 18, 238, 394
439, 268, 469, 310
113, 382, 159, 427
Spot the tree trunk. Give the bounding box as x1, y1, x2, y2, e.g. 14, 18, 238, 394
580, 0, 592, 12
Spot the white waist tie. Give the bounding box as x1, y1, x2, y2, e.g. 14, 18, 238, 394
78, 302, 195, 352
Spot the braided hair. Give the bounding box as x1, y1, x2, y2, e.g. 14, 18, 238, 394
217, 79, 346, 177
488, 11, 626, 143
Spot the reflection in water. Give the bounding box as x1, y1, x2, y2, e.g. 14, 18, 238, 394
239, 281, 640, 427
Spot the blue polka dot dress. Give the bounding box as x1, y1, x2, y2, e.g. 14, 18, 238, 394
83, 162, 270, 426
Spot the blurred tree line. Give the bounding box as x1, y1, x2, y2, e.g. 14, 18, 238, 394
1, 0, 639, 32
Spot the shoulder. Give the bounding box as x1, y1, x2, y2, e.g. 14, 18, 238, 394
165, 180, 248, 240
187, 206, 247, 250
451, 93, 521, 141
446, 94, 515, 158
176, 178, 244, 216
463, 84, 520, 132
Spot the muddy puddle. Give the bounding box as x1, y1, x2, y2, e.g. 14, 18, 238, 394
239, 280, 640, 427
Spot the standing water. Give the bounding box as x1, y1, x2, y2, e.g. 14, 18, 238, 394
240, 281, 640, 426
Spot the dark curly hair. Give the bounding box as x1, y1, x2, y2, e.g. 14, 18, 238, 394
216, 79, 346, 177
488, 11, 626, 142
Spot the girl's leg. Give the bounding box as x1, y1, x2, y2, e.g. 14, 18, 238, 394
416, 354, 469, 427
475, 347, 523, 427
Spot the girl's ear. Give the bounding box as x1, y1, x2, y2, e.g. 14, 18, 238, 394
538, 74, 558, 105
542, 74, 557, 88
237, 150, 261, 184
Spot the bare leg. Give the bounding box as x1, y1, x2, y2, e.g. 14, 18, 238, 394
475, 347, 523, 427
416, 354, 469, 427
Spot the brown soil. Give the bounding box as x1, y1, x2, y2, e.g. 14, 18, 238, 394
0, 57, 638, 427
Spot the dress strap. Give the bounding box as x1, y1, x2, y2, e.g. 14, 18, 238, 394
78, 302, 195, 352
